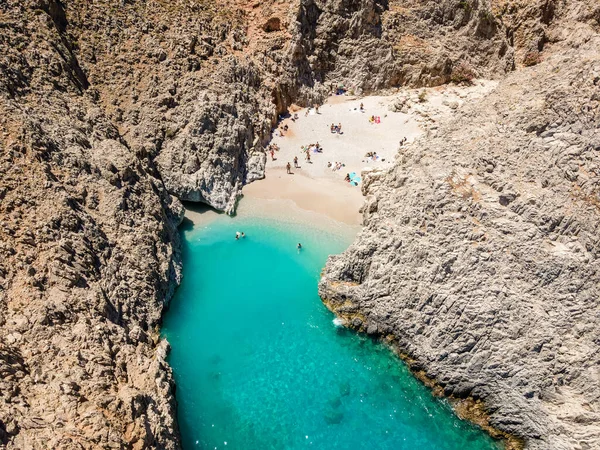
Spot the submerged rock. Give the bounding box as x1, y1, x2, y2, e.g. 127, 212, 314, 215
323, 409, 345, 425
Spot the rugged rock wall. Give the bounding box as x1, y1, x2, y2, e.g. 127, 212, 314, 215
292, 0, 516, 92
63, 0, 296, 214
0, 1, 185, 447
320, 2, 600, 449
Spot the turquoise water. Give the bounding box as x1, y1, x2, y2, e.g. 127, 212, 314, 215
162, 212, 502, 450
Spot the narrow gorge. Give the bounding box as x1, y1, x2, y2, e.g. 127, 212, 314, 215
0, 0, 598, 449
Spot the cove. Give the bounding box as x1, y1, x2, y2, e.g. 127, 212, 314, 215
162, 208, 503, 450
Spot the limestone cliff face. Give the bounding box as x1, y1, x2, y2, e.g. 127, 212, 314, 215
63, 0, 295, 214
0, 2, 185, 447
320, 2, 600, 449
292, 0, 521, 93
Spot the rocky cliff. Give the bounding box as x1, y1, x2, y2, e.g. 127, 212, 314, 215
1, 0, 599, 448
320, 2, 600, 449
0, 1, 186, 446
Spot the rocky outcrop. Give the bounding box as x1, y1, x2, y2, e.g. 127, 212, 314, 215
154, 59, 273, 213
292, 0, 516, 93
0, 1, 183, 447
0, 86, 183, 448
320, 3, 600, 449
64, 0, 293, 214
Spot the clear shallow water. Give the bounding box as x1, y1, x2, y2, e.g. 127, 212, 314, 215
162, 213, 502, 450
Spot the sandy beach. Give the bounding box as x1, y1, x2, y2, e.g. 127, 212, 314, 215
267, 94, 421, 181
186, 84, 499, 227
241, 94, 423, 225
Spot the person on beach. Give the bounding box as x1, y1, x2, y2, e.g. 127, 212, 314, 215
270, 149, 275, 161
344, 173, 351, 182
360, 102, 364, 112
293, 156, 299, 168
286, 162, 292, 174
337, 123, 342, 134
330, 123, 336, 133
306, 152, 311, 163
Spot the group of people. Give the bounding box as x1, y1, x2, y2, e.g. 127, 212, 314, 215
305, 104, 321, 116
369, 115, 381, 124
364, 151, 379, 161
302, 142, 322, 154
277, 123, 290, 136
330, 123, 343, 134
286, 151, 306, 173
328, 161, 345, 172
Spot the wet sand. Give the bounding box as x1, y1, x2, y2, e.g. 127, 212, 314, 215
242, 168, 363, 225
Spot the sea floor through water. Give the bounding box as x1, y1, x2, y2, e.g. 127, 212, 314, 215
162, 209, 503, 450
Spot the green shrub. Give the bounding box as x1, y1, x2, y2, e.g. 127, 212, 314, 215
458, 0, 472, 13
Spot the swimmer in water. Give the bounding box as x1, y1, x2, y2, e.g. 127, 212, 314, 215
241, 232, 245, 238
297, 243, 302, 250
235, 232, 240, 240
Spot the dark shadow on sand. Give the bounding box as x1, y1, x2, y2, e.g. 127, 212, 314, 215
179, 201, 229, 231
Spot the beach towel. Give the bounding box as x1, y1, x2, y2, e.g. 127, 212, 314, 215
349, 172, 362, 186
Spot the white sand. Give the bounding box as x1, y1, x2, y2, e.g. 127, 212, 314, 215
242, 95, 423, 225
187, 85, 497, 227
267, 95, 421, 181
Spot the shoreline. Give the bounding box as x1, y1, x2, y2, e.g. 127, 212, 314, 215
182, 88, 519, 448
182, 190, 362, 242
320, 296, 524, 450
242, 168, 364, 226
